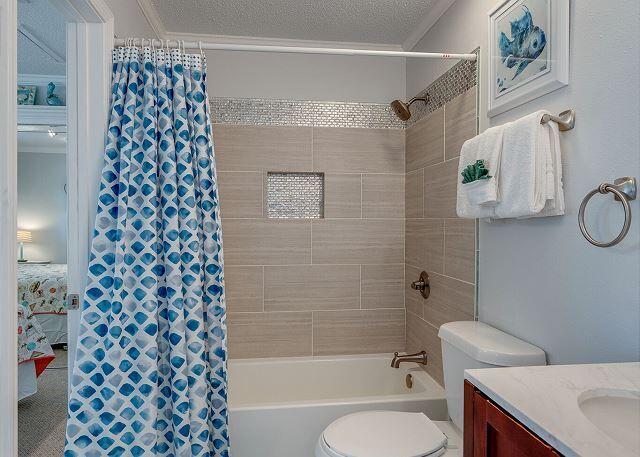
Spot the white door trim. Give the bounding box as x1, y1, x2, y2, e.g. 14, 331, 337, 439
0, 0, 19, 454
66, 13, 114, 385
0, 0, 113, 454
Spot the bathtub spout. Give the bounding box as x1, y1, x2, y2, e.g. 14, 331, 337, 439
391, 351, 428, 368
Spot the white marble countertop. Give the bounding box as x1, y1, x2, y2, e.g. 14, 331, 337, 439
465, 362, 640, 457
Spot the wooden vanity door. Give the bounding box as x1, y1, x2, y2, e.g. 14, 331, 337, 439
464, 380, 561, 457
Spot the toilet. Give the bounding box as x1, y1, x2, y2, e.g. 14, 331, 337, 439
315, 321, 547, 457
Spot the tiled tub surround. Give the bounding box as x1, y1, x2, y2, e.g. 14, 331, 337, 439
214, 123, 406, 359
404, 86, 478, 385
405, 49, 478, 128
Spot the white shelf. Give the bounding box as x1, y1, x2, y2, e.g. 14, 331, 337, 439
18, 105, 66, 126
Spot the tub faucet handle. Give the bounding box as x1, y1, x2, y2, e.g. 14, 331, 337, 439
410, 271, 430, 299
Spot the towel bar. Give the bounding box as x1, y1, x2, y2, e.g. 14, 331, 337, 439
578, 177, 636, 247
540, 109, 575, 131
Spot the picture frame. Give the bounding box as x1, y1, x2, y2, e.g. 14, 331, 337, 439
17, 85, 37, 105
488, 0, 569, 117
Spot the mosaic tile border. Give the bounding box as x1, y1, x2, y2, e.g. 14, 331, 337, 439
211, 98, 405, 129
209, 48, 477, 130
406, 47, 479, 127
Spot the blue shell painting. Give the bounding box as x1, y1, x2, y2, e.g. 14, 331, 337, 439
495, 0, 550, 95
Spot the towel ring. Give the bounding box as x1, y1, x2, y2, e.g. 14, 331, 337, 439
578, 177, 636, 247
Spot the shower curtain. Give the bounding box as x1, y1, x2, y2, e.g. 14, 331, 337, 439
64, 46, 229, 456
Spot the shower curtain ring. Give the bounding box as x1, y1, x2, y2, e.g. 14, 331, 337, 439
199, 40, 204, 58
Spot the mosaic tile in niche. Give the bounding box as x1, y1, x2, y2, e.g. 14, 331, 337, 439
267, 172, 324, 219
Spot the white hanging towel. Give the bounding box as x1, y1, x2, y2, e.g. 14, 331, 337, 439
456, 123, 506, 219
494, 111, 565, 219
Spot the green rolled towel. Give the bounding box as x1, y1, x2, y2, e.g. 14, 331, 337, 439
461, 160, 492, 184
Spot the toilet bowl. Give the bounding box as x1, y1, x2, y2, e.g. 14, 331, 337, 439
314, 411, 461, 457
314, 321, 546, 457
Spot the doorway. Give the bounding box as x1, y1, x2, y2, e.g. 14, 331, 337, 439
0, 0, 114, 454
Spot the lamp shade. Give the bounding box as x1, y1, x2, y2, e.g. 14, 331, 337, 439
17, 230, 32, 243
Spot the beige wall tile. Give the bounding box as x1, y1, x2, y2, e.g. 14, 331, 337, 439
225, 266, 263, 313
422, 298, 474, 331
227, 312, 312, 358
213, 124, 312, 172
313, 127, 404, 173
223, 219, 311, 265
264, 265, 360, 312
312, 219, 404, 264
405, 169, 424, 218
406, 311, 443, 385
405, 264, 425, 318
406, 108, 444, 172
424, 159, 458, 218
428, 272, 474, 317
313, 309, 405, 355
362, 174, 405, 218
218, 172, 263, 218
362, 264, 404, 309
324, 174, 362, 218
444, 219, 476, 283
405, 218, 444, 273
445, 87, 477, 160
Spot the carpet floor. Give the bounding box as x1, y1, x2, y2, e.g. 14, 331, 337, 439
18, 348, 68, 456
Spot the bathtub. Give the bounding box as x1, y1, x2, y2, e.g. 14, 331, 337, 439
228, 354, 448, 457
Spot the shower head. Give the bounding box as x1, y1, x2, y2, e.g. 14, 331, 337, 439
390, 95, 428, 121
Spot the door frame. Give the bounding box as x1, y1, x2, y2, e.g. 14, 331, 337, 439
0, 0, 113, 454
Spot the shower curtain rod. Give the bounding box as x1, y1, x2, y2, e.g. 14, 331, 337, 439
113, 38, 477, 60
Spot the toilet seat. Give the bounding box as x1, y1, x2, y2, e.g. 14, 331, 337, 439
318, 411, 448, 457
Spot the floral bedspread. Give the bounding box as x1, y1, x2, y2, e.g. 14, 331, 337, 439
17, 263, 67, 314
18, 301, 55, 376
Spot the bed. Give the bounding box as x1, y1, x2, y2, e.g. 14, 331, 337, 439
18, 301, 55, 400
17, 263, 68, 344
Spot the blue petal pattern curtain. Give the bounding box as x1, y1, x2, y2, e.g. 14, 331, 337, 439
64, 46, 229, 456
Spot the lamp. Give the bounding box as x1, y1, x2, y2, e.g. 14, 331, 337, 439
17, 230, 32, 262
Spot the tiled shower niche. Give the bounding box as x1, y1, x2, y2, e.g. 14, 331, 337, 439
267, 172, 324, 219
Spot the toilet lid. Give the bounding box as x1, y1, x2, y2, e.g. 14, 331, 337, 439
322, 411, 447, 457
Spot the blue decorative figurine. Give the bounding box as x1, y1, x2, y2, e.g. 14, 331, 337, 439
46, 82, 64, 106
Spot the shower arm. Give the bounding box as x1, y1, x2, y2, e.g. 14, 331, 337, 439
407, 96, 428, 107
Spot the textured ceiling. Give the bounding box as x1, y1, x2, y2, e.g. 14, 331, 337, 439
18, 0, 66, 75
150, 0, 436, 44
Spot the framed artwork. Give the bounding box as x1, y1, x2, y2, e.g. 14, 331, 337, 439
488, 0, 569, 117
17, 85, 37, 105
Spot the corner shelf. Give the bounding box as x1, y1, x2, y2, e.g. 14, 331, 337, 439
18, 105, 66, 126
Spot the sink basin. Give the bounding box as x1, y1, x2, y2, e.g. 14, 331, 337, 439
578, 388, 640, 454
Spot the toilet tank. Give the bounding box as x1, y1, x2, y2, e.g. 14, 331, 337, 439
438, 321, 546, 431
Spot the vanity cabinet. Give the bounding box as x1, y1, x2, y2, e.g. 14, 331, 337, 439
464, 380, 562, 457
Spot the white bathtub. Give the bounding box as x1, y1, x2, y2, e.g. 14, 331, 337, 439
228, 354, 448, 457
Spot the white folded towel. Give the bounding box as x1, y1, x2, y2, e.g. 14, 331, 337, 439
456, 124, 506, 219
494, 111, 565, 219
530, 118, 565, 218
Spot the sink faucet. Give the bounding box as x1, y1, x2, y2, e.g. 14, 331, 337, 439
391, 351, 428, 368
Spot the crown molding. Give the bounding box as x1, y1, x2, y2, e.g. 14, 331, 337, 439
402, 0, 458, 51
136, 0, 165, 39
163, 31, 405, 52
18, 74, 66, 86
